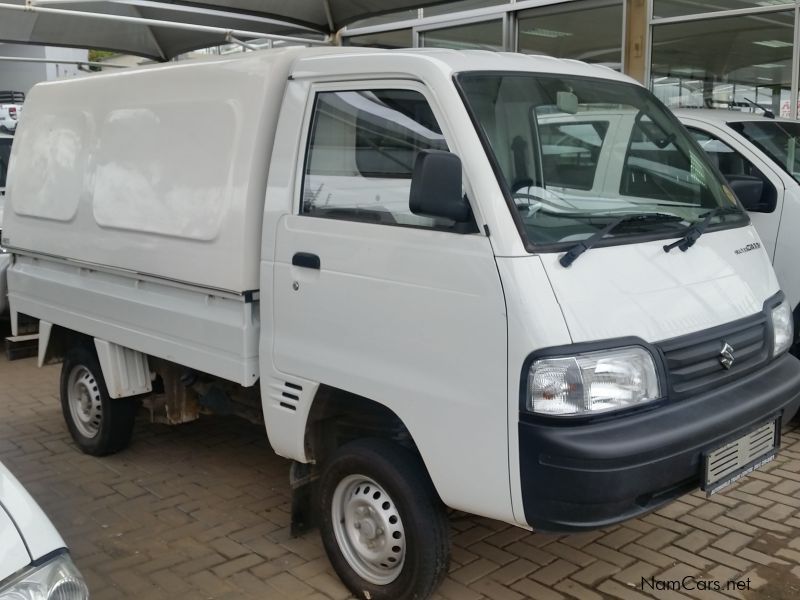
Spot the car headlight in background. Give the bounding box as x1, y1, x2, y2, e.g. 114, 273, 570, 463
527, 346, 661, 417
0, 552, 88, 600
771, 298, 794, 357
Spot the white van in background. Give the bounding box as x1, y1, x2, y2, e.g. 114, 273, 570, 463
676, 110, 800, 325
4, 48, 800, 600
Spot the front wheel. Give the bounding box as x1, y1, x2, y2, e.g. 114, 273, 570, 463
60, 345, 138, 456
319, 439, 450, 600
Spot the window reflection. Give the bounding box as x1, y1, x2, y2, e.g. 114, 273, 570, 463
653, 1, 793, 19
517, 2, 623, 70
422, 20, 503, 51
423, 0, 506, 17
650, 12, 793, 116
346, 29, 412, 49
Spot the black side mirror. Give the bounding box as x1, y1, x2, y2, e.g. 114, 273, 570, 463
727, 175, 772, 212
410, 150, 471, 223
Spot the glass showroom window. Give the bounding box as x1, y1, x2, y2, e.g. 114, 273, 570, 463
650, 11, 794, 116
517, 1, 623, 69
653, 1, 794, 20
423, 0, 507, 17
421, 19, 504, 51
347, 9, 418, 29
346, 29, 413, 48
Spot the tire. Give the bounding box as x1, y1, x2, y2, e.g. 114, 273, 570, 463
60, 345, 138, 456
318, 438, 450, 600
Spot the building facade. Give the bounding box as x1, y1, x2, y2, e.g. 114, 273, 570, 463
341, 0, 800, 119
0, 44, 88, 95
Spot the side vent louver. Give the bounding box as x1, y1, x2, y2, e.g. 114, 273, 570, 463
271, 380, 303, 412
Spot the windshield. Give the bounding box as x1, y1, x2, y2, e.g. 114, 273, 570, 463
457, 73, 746, 248
730, 120, 800, 185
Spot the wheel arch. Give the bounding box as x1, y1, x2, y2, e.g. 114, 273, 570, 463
303, 385, 420, 466
38, 321, 92, 367
39, 324, 151, 399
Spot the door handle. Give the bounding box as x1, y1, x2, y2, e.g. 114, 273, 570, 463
292, 252, 320, 270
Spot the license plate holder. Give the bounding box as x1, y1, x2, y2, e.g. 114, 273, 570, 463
702, 418, 780, 497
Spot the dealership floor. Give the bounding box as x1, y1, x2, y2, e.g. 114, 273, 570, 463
1, 353, 800, 600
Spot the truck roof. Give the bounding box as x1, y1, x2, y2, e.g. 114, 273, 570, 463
286, 47, 633, 82
42, 46, 635, 89
673, 108, 790, 125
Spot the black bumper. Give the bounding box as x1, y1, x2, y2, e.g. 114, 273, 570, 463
519, 353, 800, 532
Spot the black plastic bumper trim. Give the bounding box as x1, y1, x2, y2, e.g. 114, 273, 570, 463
519, 352, 800, 532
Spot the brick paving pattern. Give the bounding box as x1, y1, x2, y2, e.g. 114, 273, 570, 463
1, 353, 799, 599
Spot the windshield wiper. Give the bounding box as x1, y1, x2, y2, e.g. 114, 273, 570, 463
662, 206, 741, 254
560, 213, 683, 268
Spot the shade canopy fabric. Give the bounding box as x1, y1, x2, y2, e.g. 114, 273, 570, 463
0, 0, 451, 60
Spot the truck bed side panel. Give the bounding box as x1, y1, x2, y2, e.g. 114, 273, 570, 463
9, 254, 260, 385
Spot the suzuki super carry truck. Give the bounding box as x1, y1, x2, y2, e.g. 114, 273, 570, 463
3, 48, 800, 600
677, 109, 800, 333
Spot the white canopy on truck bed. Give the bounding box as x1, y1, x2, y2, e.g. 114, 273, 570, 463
3, 46, 331, 293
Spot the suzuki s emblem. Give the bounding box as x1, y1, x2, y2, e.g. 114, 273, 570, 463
720, 342, 735, 370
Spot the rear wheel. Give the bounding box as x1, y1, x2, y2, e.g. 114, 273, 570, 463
60, 345, 138, 456
319, 439, 450, 600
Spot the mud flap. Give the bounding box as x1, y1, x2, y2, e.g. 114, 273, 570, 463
290, 461, 319, 537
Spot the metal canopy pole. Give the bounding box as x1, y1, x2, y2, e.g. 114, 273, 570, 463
0, 1, 331, 47
0, 55, 128, 67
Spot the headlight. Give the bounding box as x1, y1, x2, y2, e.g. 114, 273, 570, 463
0, 552, 88, 600
771, 298, 794, 357
527, 346, 661, 416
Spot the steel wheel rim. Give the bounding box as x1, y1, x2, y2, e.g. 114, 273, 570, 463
67, 365, 103, 439
331, 474, 406, 585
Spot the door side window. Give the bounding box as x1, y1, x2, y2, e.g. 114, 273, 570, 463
620, 116, 713, 204
537, 121, 609, 191
688, 127, 778, 213
302, 88, 461, 230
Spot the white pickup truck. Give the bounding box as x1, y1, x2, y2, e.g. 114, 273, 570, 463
0, 91, 23, 133
0, 461, 89, 599
1, 131, 12, 314
676, 109, 800, 327
4, 48, 800, 600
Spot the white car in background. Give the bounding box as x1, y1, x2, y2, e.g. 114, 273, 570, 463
0, 91, 23, 134
676, 109, 800, 328
1, 132, 11, 314
0, 462, 88, 599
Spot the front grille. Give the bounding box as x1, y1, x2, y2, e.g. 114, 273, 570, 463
658, 313, 770, 400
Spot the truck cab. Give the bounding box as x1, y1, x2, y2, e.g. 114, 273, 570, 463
676, 109, 800, 330
4, 49, 800, 600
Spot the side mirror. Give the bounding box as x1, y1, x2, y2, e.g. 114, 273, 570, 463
410, 150, 471, 223
727, 176, 769, 212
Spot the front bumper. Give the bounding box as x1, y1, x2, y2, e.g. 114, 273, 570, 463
519, 352, 800, 532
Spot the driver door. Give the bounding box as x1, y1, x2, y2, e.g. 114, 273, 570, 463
271, 81, 510, 516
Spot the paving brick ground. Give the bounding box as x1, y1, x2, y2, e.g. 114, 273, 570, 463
1, 352, 799, 599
